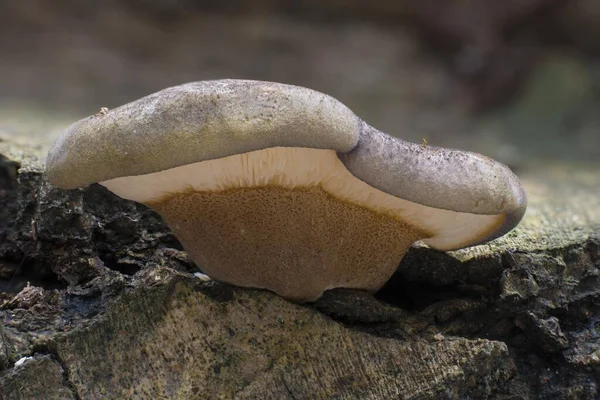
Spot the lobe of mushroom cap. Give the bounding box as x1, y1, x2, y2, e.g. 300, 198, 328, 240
45, 79, 527, 302
338, 123, 527, 250
46, 80, 360, 190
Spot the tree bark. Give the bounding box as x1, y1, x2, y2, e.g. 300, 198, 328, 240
1, 138, 599, 399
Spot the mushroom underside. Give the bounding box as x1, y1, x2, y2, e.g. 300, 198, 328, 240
151, 186, 421, 301
101, 147, 505, 301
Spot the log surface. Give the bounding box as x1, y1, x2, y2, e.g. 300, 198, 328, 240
1, 137, 599, 399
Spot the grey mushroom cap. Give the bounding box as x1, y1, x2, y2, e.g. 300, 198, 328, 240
339, 122, 527, 239
46, 79, 527, 248
46, 80, 360, 190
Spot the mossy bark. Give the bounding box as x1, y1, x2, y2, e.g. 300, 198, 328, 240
1, 138, 599, 399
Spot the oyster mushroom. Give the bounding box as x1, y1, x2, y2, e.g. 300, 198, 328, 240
46, 80, 527, 301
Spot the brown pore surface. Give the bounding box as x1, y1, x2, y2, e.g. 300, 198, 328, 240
148, 186, 429, 302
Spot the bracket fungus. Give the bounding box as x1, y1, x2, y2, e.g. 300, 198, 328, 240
46, 80, 527, 302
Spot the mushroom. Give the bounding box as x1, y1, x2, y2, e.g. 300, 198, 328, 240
46, 80, 527, 302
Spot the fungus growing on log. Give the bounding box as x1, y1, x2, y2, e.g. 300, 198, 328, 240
46, 80, 527, 301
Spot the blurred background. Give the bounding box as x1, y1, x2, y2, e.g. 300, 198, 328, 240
0, 0, 599, 166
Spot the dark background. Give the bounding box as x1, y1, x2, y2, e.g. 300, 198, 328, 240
1, 0, 599, 165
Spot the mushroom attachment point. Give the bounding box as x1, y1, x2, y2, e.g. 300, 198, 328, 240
46, 80, 527, 302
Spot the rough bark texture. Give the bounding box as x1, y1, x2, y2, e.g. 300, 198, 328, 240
1, 136, 599, 399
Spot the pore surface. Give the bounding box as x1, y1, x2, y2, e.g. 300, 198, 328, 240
150, 186, 422, 301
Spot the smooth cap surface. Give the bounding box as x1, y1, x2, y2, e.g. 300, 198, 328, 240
46, 80, 360, 189
338, 123, 527, 241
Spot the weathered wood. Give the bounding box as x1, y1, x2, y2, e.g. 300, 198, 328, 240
1, 137, 599, 399
52, 273, 512, 399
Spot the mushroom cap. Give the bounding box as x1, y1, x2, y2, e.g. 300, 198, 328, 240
46, 79, 527, 252
338, 123, 527, 246
46, 80, 360, 190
